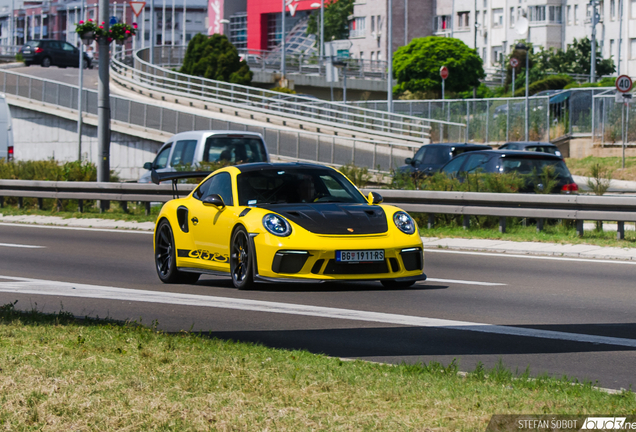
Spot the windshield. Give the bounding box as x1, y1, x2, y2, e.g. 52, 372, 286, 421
526, 146, 559, 156
237, 168, 366, 206
500, 158, 571, 178
203, 136, 267, 164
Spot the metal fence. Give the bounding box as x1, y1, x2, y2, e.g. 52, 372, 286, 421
0, 68, 421, 171
592, 90, 636, 147
111, 47, 467, 142
349, 88, 612, 144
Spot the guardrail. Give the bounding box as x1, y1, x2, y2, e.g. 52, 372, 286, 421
0, 68, 419, 171
2, 180, 635, 239
111, 47, 467, 142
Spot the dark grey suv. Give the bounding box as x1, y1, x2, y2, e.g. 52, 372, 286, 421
398, 143, 492, 176
20, 39, 92, 69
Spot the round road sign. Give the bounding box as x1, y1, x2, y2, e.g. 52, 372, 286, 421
510, 58, 519, 68
616, 75, 633, 93
440, 66, 449, 80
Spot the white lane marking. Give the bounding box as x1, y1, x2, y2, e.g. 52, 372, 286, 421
0, 222, 153, 234
0, 243, 45, 249
426, 278, 505, 286
426, 248, 636, 265
0, 275, 634, 348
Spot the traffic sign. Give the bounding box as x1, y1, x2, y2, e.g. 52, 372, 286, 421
440, 66, 449, 80
616, 92, 633, 104
129, 1, 146, 17
109, 16, 118, 26
510, 58, 519, 68
616, 75, 633, 93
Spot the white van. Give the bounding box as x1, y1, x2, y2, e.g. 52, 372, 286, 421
139, 131, 270, 183
0, 95, 14, 161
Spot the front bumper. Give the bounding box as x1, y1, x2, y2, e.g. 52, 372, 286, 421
252, 231, 425, 282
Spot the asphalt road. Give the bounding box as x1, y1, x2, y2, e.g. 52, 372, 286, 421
11, 64, 100, 90
1, 222, 635, 390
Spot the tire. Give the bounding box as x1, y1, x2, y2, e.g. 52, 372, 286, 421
380, 280, 416, 289
24, 61, 31, 67
41, 57, 51, 68
230, 226, 254, 290
155, 219, 200, 284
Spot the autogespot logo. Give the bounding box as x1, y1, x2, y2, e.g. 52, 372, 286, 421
581, 417, 628, 430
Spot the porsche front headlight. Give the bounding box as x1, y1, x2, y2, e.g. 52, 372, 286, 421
263, 213, 292, 237
393, 211, 416, 235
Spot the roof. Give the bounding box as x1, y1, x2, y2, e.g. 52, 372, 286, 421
235, 162, 333, 173
470, 149, 563, 160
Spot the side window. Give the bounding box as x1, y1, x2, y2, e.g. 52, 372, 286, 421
412, 147, 427, 164
170, 139, 197, 166
194, 172, 234, 206
440, 154, 468, 176
62, 42, 75, 52
48, 41, 61, 50
154, 144, 172, 169
463, 154, 490, 173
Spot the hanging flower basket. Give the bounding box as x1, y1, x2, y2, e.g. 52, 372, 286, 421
80, 31, 94, 44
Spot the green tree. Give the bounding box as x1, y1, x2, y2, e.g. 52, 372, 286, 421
180, 33, 252, 85
392, 36, 485, 98
535, 37, 615, 78
306, 0, 354, 44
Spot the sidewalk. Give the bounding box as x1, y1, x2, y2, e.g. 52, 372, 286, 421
2, 214, 635, 262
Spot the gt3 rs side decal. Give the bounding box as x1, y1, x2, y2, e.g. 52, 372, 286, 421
177, 249, 229, 263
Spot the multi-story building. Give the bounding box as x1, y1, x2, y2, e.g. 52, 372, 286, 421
434, 1, 633, 77
347, 0, 435, 62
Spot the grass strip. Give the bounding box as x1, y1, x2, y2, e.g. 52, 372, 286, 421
566, 156, 636, 182
421, 222, 636, 249
0, 303, 634, 431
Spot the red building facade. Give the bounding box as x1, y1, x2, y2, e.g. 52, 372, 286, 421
247, 0, 316, 51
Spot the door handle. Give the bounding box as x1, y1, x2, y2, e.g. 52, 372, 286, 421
191, 217, 199, 225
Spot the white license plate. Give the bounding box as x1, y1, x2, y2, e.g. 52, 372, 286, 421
336, 249, 384, 262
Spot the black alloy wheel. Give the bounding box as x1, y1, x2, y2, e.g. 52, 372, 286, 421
41, 57, 51, 68
155, 220, 200, 284
230, 227, 254, 290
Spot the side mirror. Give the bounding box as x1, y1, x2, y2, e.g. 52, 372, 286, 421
405, 158, 413, 166
367, 191, 383, 205
202, 194, 225, 209
143, 162, 153, 170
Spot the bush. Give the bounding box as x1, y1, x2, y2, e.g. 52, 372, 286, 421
180, 33, 252, 85
390, 171, 524, 193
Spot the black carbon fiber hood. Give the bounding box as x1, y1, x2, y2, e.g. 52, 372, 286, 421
259, 203, 388, 235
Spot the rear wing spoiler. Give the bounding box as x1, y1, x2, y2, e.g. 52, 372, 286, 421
151, 170, 213, 199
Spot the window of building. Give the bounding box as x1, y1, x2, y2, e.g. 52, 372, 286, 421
567, 5, 572, 24
371, 15, 375, 32
370, 51, 375, 61
510, 7, 515, 27
610, 39, 615, 59
483, 0, 487, 8
610, 0, 616, 19
229, 12, 247, 49
492, 8, 503, 27
631, 38, 636, 59
483, 10, 488, 26
529, 5, 546, 22
349, 16, 366, 38
492, 46, 503, 65
549, 6, 562, 23
632, 0, 636, 18
574, 5, 579, 24
457, 11, 470, 30
434, 15, 451, 32
482, 47, 487, 61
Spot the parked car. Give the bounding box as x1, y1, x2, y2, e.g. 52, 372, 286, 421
20, 39, 93, 69
439, 150, 578, 193
498, 141, 563, 158
398, 143, 492, 176
139, 131, 270, 183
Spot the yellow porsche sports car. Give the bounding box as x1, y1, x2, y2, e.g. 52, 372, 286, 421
152, 163, 426, 289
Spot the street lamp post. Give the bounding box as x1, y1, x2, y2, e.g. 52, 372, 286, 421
590, 0, 599, 83
333, 58, 348, 102
281, 0, 286, 84
387, 0, 393, 112
516, 42, 530, 141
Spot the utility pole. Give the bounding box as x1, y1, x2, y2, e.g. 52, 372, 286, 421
150, 0, 155, 63
281, 0, 286, 83
98, 0, 111, 187
387, 0, 393, 112
404, 0, 408, 45
474, 0, 478, 49
590, 0, 599, 83
77, 0, 85, 162
320, 0, 324, 58
618, 0, 623, 75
